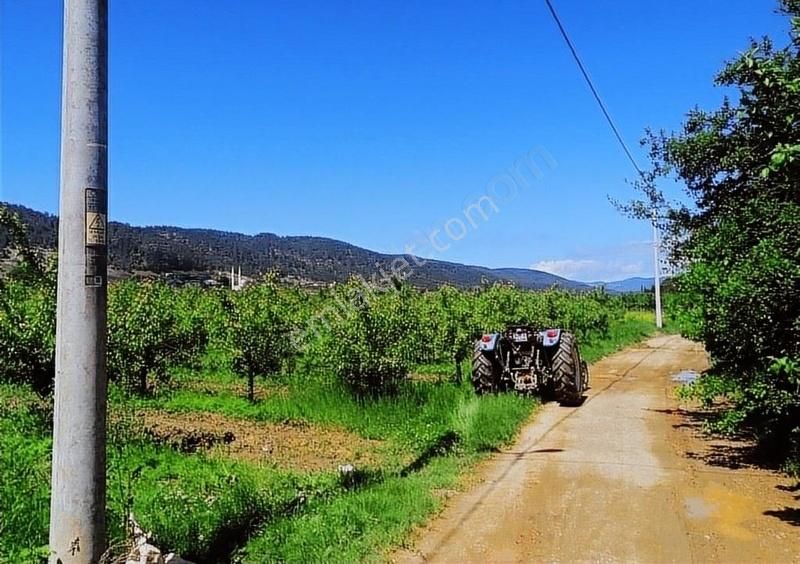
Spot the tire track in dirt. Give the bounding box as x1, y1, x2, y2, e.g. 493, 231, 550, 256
393, 336, 800, 563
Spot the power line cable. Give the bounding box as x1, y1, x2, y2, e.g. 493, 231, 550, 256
545, 0, 663, 327
543, 0, 644, 177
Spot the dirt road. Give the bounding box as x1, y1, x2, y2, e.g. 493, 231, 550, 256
395, 335, 800, 563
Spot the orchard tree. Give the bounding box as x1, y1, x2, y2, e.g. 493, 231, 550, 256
427, 286, 479, 382
323, 279, 421, 395
472, 283, 525, 331
228, 281, 296, 402
0, 205, 48, 282
0, 276, 56, 392
107, 281, 207, 394
621, 0, 800, 451
0, 206, 56, 392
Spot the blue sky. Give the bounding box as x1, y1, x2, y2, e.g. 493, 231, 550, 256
0, 1, 789, 281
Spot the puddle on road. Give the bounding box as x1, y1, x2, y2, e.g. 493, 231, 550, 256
684, 496, 714, 520
683, 486, 759, 541
672, 369, 700, 384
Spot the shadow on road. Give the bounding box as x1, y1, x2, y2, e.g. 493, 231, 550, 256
648, 407, 784, 472
497, 447, 565, 455
684, 443, 785, 472
648, 407, 716, 430
653, 407, 800, 528
765, 507, 800, 526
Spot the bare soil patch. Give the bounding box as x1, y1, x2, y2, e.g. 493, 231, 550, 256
140, 410, 386, 472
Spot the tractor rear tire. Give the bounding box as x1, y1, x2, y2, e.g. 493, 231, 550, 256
472, 346, 499, 394
552, 332, 584, 406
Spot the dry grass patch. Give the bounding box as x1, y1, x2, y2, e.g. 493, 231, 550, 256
140, 409, 386, 472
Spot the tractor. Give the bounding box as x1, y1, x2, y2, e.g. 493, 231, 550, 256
472, 326, 589, 406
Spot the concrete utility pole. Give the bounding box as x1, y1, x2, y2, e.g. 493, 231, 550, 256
653, 218, 663, 330
49, 1, 109, 563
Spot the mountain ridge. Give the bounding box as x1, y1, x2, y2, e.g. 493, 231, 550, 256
591, 277, 657, 293
1, 203, 593, 290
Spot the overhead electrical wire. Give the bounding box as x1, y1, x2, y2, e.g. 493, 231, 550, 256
543, 0, 644, 177
544, 0, 664, 328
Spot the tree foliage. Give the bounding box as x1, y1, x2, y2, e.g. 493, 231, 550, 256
421, 286, 480, 382
0, 276, 56, 392
321, 279, 423, 395
622, 1, 800, 455
228, 281, 297, 401
0, 205, 56, 392
108, 281, 209, 394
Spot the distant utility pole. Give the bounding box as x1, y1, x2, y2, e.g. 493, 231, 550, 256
653, 217, 663, 329
49, 1, 108, 563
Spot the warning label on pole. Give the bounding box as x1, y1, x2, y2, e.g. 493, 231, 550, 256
85, 187, 108, 287
86, 212, 107, 245
85, 188, 108, 247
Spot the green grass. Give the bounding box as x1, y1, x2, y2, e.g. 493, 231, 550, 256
0, 385, 52, 562
240, 392, 535, 563
140, 376, 515, 456
0, 377, 536, 563
127, 370, 540, 562
581, 311, 661, 362
240, 455, 470, 563
0, 384, 344, 563
110, 443, 329, 562
411, 361, 461, 377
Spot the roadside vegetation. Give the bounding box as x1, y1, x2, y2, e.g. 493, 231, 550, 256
0, 207, 664, 562
622, 0, 800, 475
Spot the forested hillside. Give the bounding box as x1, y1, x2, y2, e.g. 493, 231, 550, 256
0, 203, 588, 290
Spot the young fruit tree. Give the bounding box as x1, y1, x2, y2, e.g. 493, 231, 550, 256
107, 281, 207, 394
426, 286, 479, 382
228, 281, 296, 402
323, 279, 422, 395
0, 206, 56, 393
